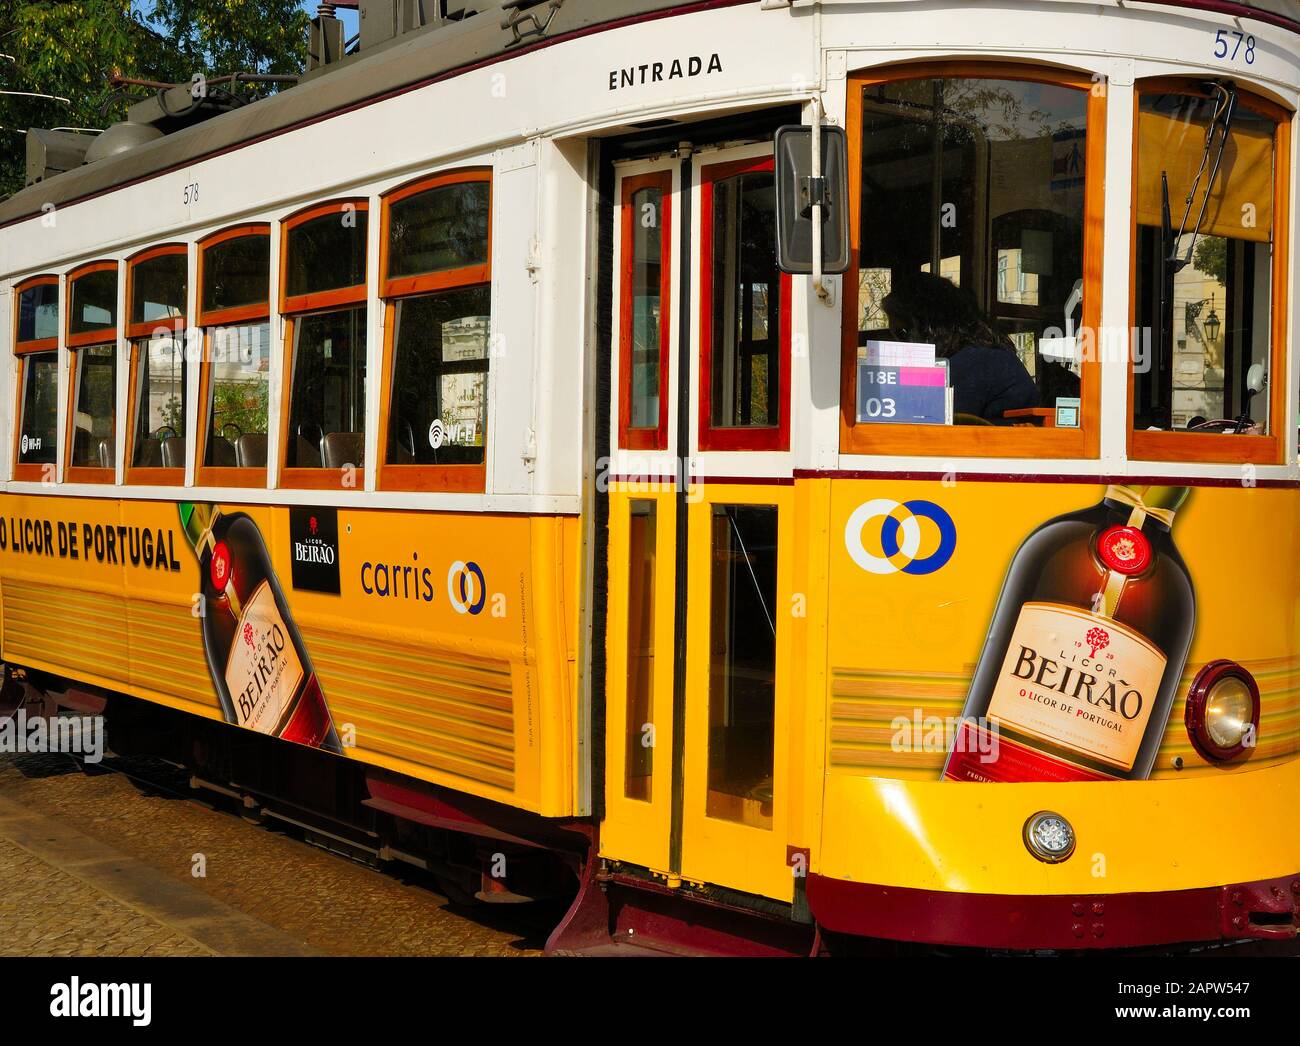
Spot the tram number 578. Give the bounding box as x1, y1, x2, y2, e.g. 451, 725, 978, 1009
183, 182, 200, 205
1212, 29, 1256, 64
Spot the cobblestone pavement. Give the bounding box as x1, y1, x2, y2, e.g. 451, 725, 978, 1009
0, 752, 549, 957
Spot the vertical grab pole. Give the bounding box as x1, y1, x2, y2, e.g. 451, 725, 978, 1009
811, 95, 830, 303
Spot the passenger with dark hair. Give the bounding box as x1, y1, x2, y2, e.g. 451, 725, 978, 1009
881, 271, 1037, 423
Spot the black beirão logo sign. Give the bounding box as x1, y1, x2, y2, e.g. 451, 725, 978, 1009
289, 507, 341, 594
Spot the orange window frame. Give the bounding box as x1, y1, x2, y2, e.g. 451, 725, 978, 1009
64, 341, 118, 485
12, 275, 60, 482
840, 61, 1106, 460
124, 244, 188, 485
14, 274, 59, 354
1127, 79, 1292, 466
196, 224, 272, 488
698, 155, 792, 453
279, 198, 370, 491
66, 260, 119, 349
376, 169, 493, 493
618, 170, 673, 452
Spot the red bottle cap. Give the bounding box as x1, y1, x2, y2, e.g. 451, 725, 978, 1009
211, 541, 232, 589
1097, 525, 1151, 575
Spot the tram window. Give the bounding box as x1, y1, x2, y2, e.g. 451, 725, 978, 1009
387, 178, 489, 279
130, 336, 187, 470
198, 227, 271, 484
699, 157, 790, 452
68, 345, 118, 472
707, 504, 777, 831
285, 308, 367, 470
625, 501, 657, 802
204, 323, 272, 470
386, 288, 490, 467
201, 232, 270, 315
17, 280, 59, 345
619, 172, 672, 450
68, 266, 117, 336
130, 251, 186, 327
1131, 87, 1283, 452
280, 201, 368, 484
16, 352, 59, 467
379, 171, 493, 492
846, 72, 1097, 450
285, 207, 368, 300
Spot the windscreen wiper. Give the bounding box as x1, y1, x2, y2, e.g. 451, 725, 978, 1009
1154, 81, 1237, 422
1165, 79, 1238, 274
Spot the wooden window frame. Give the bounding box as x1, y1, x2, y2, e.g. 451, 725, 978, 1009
840, 61, 1106, 460
196, 224, 272, 488
618, 170, 673, 451
64, 340, 118, 485
66, 260, 119, 349
1127, 78, 1292, 466
280, 199, 369, 314
279, 199, 370, 490
125, 243, 187, 340
198, 223, 271, 327
376, 170, 493, 493
12, 275, 61, 482
698, 154, 792, 453
12, 353, 61, 483
14, 274, 59, 354
124, 244, 188, 485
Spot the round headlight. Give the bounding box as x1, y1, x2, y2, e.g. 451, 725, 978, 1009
1185, 660, 1260, 763
1023, 811, 1075, 864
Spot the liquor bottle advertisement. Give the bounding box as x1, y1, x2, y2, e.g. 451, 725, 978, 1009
179, 502, 343, 754
828, 481, 1238, 785
939, 485, 1195, 783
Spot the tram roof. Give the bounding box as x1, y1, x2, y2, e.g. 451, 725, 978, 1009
1, 0, 1298, 228
0, 0, 692, 226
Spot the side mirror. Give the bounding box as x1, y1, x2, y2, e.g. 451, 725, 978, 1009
774, 123, 850, 276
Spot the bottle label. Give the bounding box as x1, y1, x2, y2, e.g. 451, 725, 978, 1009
224, 580, 305, 734
944, 720, 1117, 782
986, 601, 1166, 772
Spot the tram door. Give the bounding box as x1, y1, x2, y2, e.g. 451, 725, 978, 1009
602, 144, 794, 903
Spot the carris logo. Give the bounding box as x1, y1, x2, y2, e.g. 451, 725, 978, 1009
448, 560, 486, 616
845, 499, 957, 576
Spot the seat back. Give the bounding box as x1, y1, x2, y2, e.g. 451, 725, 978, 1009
235, 433, 268, 468
208, 435, 238, 468
322, 431, 364, 469
134, 436, 163, 468
160, 436, 186, 470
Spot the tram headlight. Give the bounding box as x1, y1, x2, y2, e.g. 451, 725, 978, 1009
1023, 811, 1075, 864
1185, 660, 1260, 762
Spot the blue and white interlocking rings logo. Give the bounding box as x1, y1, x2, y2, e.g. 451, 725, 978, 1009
448, 560, 487, 615
844, 499, 957, 576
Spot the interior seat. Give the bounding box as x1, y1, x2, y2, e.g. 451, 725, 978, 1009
235, 433, 268, 468
322, 431, 364, 469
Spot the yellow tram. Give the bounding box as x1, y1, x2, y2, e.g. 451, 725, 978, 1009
1, 0, 1298, 953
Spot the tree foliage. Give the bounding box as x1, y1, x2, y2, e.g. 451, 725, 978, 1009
1, 1, 308, 201
143, 1, 308, 79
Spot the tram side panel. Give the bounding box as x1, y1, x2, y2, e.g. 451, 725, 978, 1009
0, 493, 580, 817
818, 477, 1300, 897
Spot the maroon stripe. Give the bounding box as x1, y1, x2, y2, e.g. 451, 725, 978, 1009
796, 468, 1300, 488
0, 0, 751, 231
1141, 0, 1300, 35
807, 871, 1300, 950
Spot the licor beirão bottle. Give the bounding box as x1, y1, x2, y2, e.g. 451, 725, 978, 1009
943, 485, 1195, 782
179, 502, 341, 754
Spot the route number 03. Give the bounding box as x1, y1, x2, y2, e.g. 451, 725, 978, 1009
1213, 29, 1256, 64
